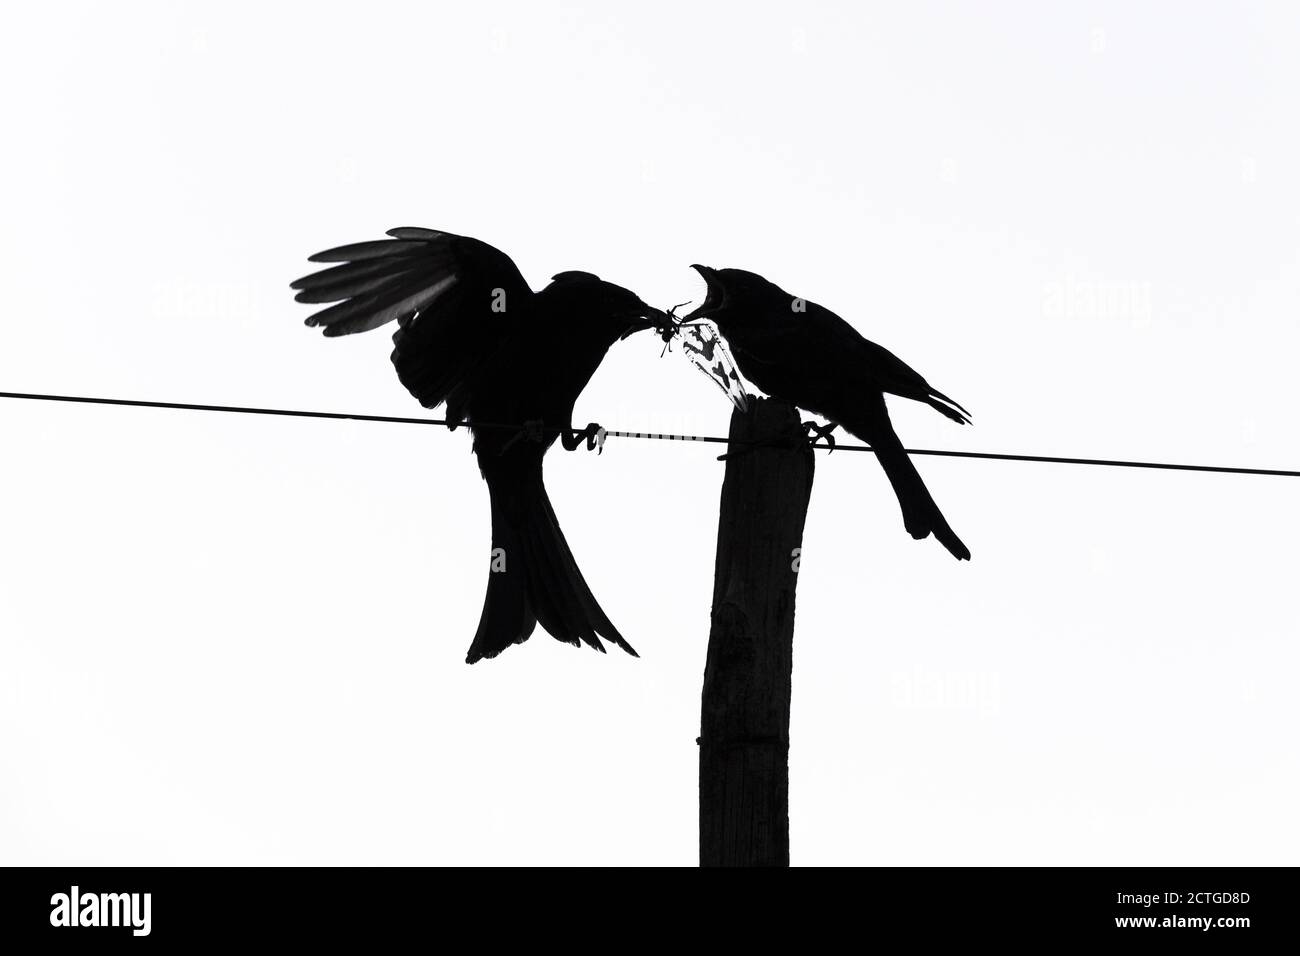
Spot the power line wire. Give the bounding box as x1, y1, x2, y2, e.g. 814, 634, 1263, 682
2, 389, 1298, 478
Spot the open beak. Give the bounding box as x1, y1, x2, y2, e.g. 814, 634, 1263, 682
683, 264, 723, 322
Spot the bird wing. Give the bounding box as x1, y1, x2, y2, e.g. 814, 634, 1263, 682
785, 302, 971, 423
292, 227, 534, 410
852, 334, 971, 423
729, 305, 971, 424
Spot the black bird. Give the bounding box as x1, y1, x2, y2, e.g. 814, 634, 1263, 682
292, 228, 664, 662
682, 266, 972, 560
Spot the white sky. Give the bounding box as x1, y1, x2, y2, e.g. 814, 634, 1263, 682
2, 1, 1297, 865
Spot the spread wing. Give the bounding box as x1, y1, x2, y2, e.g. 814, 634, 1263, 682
291, 227, 534, 410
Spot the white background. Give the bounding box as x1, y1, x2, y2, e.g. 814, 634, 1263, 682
2, 2, 1297, 865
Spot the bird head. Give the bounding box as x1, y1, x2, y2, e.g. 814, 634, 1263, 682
547, 272, 669, 340
681, 265, 780, 331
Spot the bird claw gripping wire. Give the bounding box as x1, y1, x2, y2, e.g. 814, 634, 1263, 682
803, 420, 838, 453
562, 422, 607, 454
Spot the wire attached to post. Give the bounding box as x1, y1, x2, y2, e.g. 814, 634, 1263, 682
2, 390, 1299, 478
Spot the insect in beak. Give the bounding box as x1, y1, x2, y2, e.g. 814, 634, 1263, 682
658, 300, 711, 355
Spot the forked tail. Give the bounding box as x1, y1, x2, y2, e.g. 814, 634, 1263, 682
871, 440, 971, 560
841, 402, 971, 561
466, 458, 636, 663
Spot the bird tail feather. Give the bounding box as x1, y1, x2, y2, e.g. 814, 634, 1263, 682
841, 412, 971, 561
872, 442, 971, 560
466, 461, 636, 662
925, 388, 971, 425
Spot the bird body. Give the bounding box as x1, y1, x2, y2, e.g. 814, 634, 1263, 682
293, 229, 661, 661
684, 266, 972, 560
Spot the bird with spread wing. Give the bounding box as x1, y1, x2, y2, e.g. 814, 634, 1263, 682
292, 228, 666, 662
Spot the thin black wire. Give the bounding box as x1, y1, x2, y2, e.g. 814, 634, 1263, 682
2, 390, 1298, 479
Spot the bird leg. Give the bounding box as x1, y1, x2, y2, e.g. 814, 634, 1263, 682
802, 420, 838, 453
562, 422, 607, 454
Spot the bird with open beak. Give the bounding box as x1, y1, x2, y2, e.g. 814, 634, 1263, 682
679, 265, 972, 561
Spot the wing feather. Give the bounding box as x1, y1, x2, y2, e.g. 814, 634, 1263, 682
385, 226, 444, 240
291, 256, 414, 292
293, 260, 447, 304
307, 239, 429, 263
292, 227, 534, 410
317, 275, 459, 337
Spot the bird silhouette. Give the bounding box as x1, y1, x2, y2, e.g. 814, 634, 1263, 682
292, 228, 665, 661
681, 266, 971, 560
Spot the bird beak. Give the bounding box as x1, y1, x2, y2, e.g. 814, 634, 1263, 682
683, 264, 723, 322
621, 306, 669, 340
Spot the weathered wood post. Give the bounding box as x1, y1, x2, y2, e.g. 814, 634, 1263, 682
699, 397, 815, 867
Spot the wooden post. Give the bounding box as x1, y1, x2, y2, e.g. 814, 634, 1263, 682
699, 398, 815, 867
